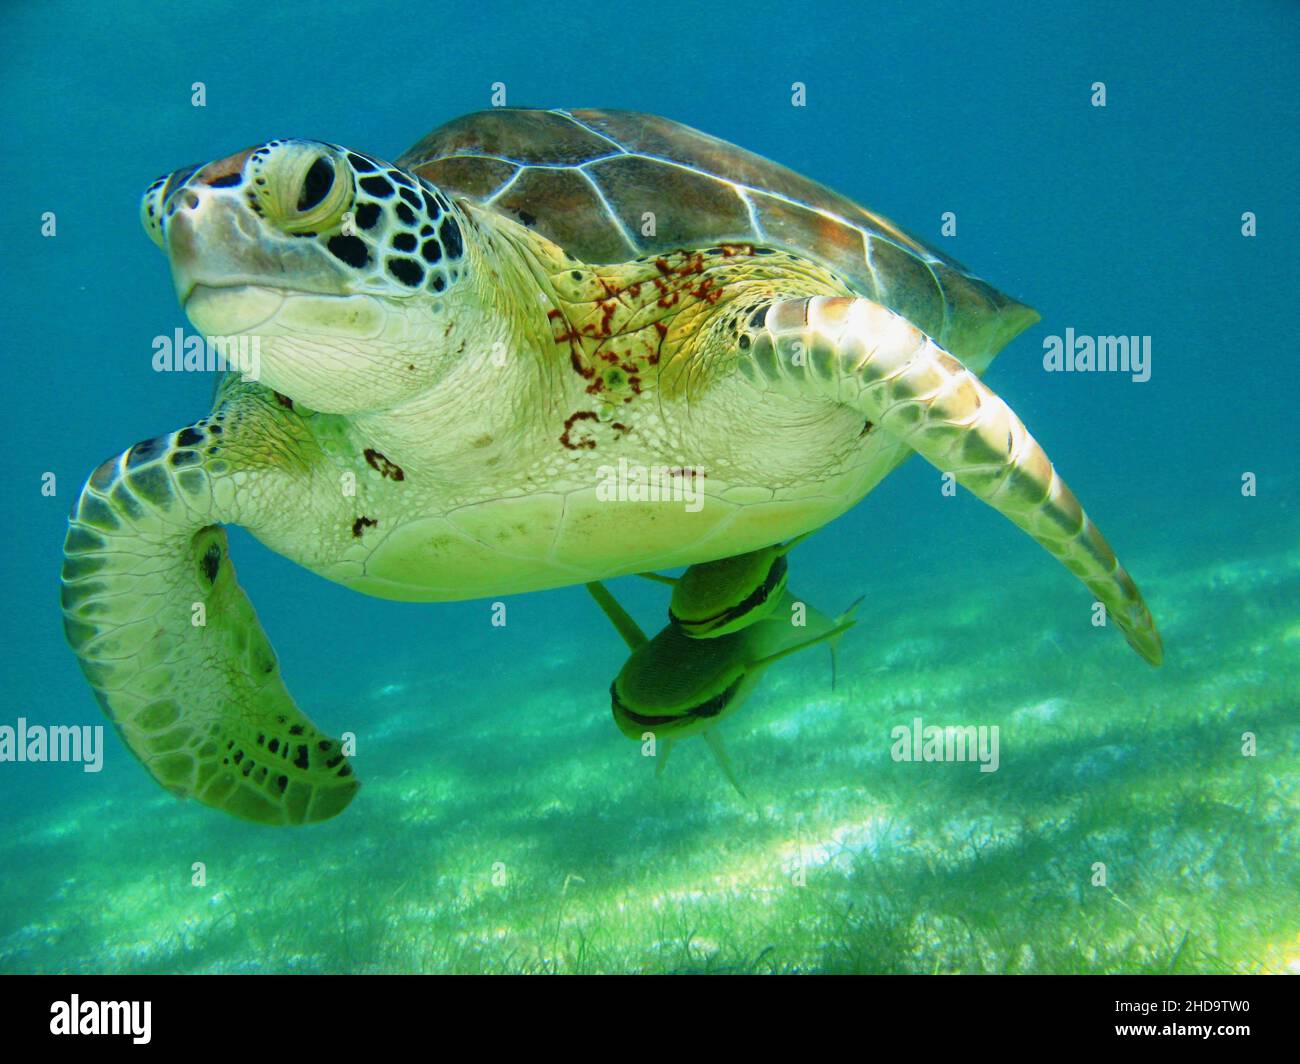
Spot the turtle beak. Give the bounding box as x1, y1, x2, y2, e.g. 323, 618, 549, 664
140, 178, 167, 248
147, 142, 363, 313
163, 191, 261, 306
139, 167, 194, 250
142, 150, 254, 252
160, 183, 288, 335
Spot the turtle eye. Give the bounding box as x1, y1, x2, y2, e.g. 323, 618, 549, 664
252, 143, 352, 235
297, 157, 335, 212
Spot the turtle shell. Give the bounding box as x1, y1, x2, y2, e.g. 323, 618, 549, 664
398, 109, 1037, 366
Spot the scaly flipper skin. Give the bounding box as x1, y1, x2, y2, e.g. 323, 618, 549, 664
733, 296, 1162, 665
60, 386, 359, 824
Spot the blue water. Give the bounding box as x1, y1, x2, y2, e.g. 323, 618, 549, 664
0, 0, 1295, 973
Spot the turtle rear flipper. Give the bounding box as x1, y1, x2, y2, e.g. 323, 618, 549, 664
735, 295, 1163, 666
61, 419, 358, 825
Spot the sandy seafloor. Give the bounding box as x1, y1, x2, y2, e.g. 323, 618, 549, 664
3, 498, 1296, 973
0, 0, 1296, 974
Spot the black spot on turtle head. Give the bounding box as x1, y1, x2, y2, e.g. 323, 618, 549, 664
421, 191, 440, 219
328, 234, 370, 269
440, 216, 463, 259
398, 186, 421, 209
431, 274, 446, 293
395, 202, 416, 226
420, 240, 442, 264
387, 257, 423, 287
347, 152, 377, 173
389, 169, 413, 189
355, 202, 381, 229
392, 232, 417, 253
359, 175, 393, 198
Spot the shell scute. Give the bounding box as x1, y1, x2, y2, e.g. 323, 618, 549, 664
586, 154, 754, 251
495, 166, 635, 262
402, 108, 615, 167
398, 108, 1038, 363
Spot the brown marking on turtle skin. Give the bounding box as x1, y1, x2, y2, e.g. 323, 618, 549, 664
552, 244, 779, 408
351, 516, 378, 538
560, 410, 600, 450
272, 391, 294, 410
649, 321, 668, 367
549, 308, 583, 348
569, 350, 595, 380
690, 277, 723, 305
663, 467, 708, 482
196, 147, 255, 186
364, 448, 406, 481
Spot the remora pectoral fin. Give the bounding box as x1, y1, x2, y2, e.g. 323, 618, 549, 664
61, 435, 360, 824
738, 296, 1162, 665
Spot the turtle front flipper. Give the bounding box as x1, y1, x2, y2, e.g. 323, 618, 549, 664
733, 295, 1162, 665
61, 404, 359, 824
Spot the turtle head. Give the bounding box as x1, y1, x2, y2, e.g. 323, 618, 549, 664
140, 140, 472, 412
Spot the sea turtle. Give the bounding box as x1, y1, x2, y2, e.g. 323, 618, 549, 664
587, 578, 858, 795
61, 108, 1162, 826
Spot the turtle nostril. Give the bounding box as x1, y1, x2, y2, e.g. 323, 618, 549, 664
297, 156, 335, 212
